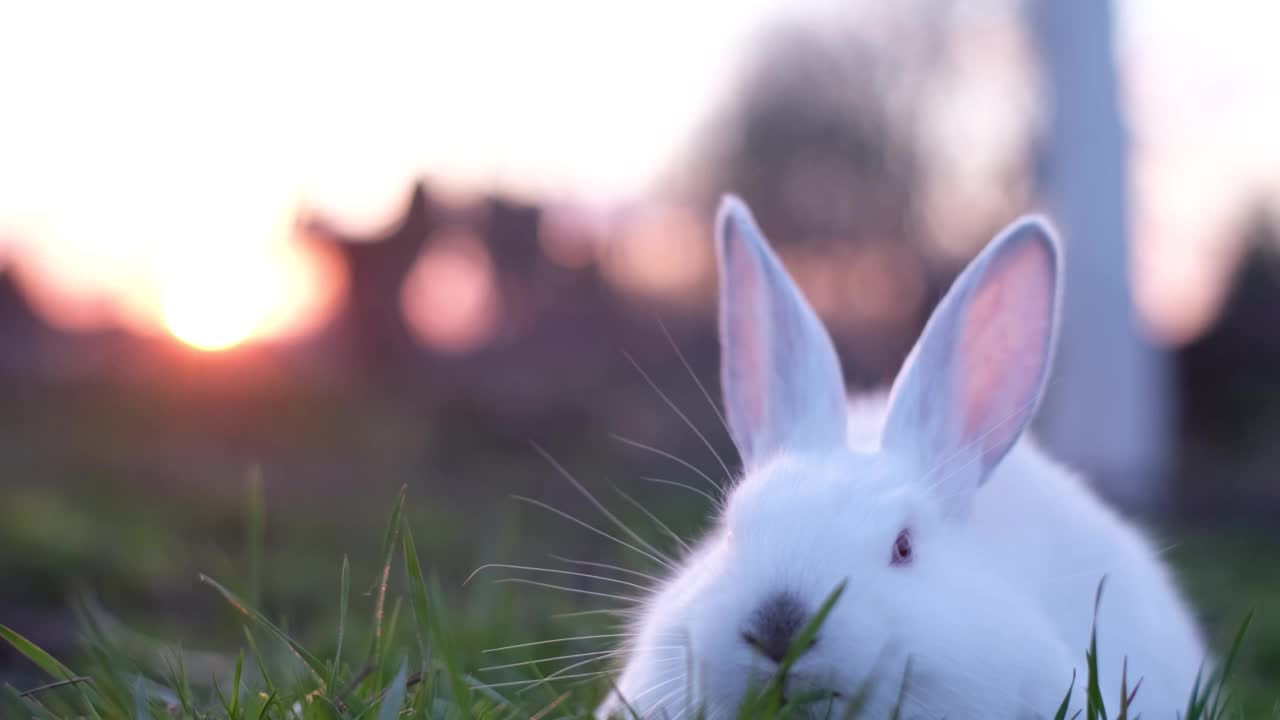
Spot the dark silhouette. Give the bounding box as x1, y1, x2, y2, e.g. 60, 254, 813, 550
1178, 209, 1280, 523
316, 182, 439, 386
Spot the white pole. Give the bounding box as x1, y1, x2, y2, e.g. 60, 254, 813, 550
1030, 0, 1173, 513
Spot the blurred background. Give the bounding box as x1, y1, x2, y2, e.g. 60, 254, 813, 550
1, 0, 1279, 711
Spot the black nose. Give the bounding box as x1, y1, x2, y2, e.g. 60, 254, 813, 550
742, 593, 807, 664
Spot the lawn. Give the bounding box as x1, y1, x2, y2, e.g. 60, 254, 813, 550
1, 476, 1277, 719
0, 379, 1276, 718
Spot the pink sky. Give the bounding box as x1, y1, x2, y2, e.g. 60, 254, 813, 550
0, 1, 1274, 350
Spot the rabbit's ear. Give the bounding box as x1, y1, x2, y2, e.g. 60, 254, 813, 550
717, 195, 848, 468
882, 216, 1060, 512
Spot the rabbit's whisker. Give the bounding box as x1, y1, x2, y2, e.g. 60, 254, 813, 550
639, 476, 722, 508
611, 482, 694, 556
551, 607, 642, 620
490, 650, 686, 679
476, 671, 612, 690
646, 684, 688, 717
512, 494, 674, 571
657, 315, 732, 438
480, 646, 683, 674
478, 649, 620, 672
550, 555, 664, 584
669, 694, 696, 720
465, 563, 650, 592
517, 652, 678, 696
623, 350, 733, 483
530, 442, 678, 569
629, 673, 685, 704
482, 633, 634, 654
611, 433, 724, 497
492, 577, 641, 604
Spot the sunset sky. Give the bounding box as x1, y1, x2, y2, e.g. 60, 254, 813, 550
1, 1, 1278, 351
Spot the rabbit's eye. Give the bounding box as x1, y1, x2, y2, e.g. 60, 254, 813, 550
890, 529, 913, 566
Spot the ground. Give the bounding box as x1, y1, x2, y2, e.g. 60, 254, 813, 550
0, 379, 1276, 717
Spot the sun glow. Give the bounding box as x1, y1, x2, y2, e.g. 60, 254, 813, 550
0, 1, 777, 344
163, 290, 261, 352
154, 231, 344, 352
160, 252, 270, 352
1, 2, 1278, 350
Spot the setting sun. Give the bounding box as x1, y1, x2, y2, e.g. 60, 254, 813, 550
159, 244, 281, 352
156, 236, 344, 352
161, 263, 267, 352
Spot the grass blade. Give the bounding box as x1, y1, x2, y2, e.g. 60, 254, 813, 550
166, 648, 194, 719
0, 625, 78, 682
427, 573, 471, 710
1085, 578, 1108, 720
1115, 658, 1130, 720
1213, 611, 1253, 710
242, 626, 276, 697
0, 624, 103, 718
747, 580, 847, 714
1053, 669, 1077, 720
230, 649, 244, 718
132, 676, 147, 720
199, 573, 327, 687
254, 689, 278, 720
246, 464, 265, 609
383, 597, 404, 676
18, 677, 92, 698
367, 485, 408, 670
780, 580, 845, 679
331, 554, 351, 694
403, 521, 433, 667
377, 658, 409, 720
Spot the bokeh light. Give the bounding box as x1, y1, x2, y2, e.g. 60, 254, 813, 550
600, 205, 712, 306
401, 228, 500, 354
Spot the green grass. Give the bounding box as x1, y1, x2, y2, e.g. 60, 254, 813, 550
1168, 531, 1280, 716
1, 487, 1274, 720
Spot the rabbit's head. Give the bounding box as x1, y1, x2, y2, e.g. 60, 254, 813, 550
600, 197, 1070, 718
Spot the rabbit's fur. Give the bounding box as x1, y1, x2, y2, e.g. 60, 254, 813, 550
597, 197, 1206, 719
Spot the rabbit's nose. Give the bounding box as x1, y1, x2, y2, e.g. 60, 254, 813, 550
742, 592, 808, 664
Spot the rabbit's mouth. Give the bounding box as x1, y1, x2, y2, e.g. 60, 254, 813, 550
780, 687, 843, 707
745, 671, 843, 715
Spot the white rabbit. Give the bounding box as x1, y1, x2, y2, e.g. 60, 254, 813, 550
596, 196, 1207, 719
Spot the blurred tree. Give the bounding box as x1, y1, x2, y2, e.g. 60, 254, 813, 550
687, 11, 952, 385
0, 271, 46, 374
1030, 0, 1174, 513
703, 25, 919, 249
1178, 209, 1280, 519
314, 182, 437, 387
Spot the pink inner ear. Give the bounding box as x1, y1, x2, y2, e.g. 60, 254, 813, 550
957, 239, 1053, 461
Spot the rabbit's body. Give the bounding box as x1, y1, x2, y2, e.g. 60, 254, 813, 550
596, 198, 1207, 719
971, 438, 1205, 708
848, 392, 1205, 710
